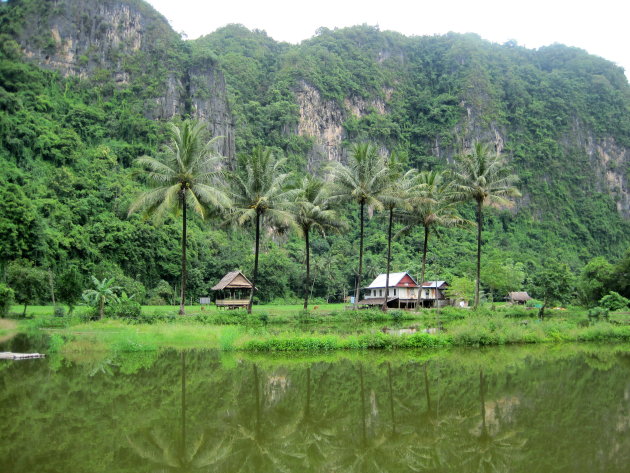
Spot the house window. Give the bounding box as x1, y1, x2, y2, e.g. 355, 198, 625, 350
379, 289, 383, 297
393, 288, 396, 296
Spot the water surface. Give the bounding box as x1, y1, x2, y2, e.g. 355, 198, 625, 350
1, 335, 630, 472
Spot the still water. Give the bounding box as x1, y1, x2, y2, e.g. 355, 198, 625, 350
1, 334, 630, 472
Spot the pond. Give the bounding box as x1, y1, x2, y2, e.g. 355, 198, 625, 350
1, 334, 630, 472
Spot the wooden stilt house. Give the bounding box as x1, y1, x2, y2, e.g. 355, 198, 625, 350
359, 272, 421, 309
211, 271, 254, 309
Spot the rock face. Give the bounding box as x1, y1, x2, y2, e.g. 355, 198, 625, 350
295, 81, 346, 166
581, 134, 629, 218
188, 57, 235, 158
11, 0, 234, 157
19, 0, 150, 80
295, 80, 390, 167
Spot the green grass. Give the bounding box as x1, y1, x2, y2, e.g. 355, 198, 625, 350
10, 303, 348, 318
11, 305, 630, 354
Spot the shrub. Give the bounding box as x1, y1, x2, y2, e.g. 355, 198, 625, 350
599, 292, 630, 311
47, 333, 65, 353
258, 312, 269, 325
437, 306, 467, 321
53, 305, 66, 317
296, 310, 317, 324
390, 310, 403, 323
0, 283, 14, 317
106, 300, 142, 319
402, 332, 451, 348
526, 299, 543, 308
145, 296, 167, 306
588, 307, 609, 319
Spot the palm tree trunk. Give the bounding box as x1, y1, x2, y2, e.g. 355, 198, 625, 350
417, 226, 429, 309
479, 369, 487, 438
99, 297, 104, 320
253, 363, 261, 439
359, 364, 367, 446
180, 352, 187, 457
354, 202, 365, 308
423, 362, 432, 415
382, 208, 394, 311
304, 366, 311, 420
179, 195, 187, 316
475, 200, 483, 309
248, 212, 261, 314
303, 228, 310, 310
387, 362, 396, 436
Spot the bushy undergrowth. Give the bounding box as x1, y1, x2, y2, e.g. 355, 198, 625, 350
240, 330, 451, 351
0, 284, 14, 317
20, 304, 630, 354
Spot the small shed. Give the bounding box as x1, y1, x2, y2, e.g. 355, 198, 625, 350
211, 271, 254, 309
419, 281, 450, 308
507, 292, 532, 305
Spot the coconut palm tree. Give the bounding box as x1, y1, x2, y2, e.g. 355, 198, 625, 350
223, 147, 295, 313
398, 170, 471, 307
82, 276, 120, 320
292, 176, 346, 310
327, 144, 389, 307
379, 162, 416, 311
450, 143, 520, 309
128, 120, 229, 315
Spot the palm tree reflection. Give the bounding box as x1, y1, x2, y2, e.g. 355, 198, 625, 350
128, 352, 229, 472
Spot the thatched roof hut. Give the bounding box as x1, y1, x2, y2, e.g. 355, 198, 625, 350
211, 271, 253, 291
507, 292, 532, 304
212, 271, 253, 308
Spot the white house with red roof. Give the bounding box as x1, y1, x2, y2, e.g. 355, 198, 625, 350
359, 273, 450, 308
359, 272, 420, 308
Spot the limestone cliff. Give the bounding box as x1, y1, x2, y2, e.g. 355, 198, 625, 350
7, 0, 234, 156
295, 81, 389, 167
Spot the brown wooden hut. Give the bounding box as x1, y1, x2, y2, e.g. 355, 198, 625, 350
211, 271, 254, 309
507, 292, 532, 305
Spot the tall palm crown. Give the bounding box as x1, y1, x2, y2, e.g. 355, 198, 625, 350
379, 161, 417, 310
328, 143, 390, 306
450, 142, 520, 308
399, 170, 471, 304
129, 120, 229, 315
224, 147, 295, 312
292, 176, 346, 309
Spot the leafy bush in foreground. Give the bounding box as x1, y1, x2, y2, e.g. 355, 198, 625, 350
599, 292, 630, 311
0, 283, 14, 317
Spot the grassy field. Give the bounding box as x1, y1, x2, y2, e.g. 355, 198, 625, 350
4, 303, 630, 355
10, 303, 348, 318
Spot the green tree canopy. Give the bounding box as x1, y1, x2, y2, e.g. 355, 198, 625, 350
224, 147, 296, 312
129, 120, 229, 315
450, 142, 520, 308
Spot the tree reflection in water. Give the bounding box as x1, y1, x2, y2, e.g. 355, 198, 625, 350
459, 369, 526, 473
127, 352, 230, 472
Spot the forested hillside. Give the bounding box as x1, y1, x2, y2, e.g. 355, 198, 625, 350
1, 0, 629, 305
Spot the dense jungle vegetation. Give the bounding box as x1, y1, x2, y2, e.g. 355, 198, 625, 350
0, 0, 629, 312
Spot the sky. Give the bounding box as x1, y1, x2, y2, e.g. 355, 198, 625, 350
146, 0, 629, 77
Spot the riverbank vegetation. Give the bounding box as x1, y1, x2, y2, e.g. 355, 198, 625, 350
5, 303, 630, 355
